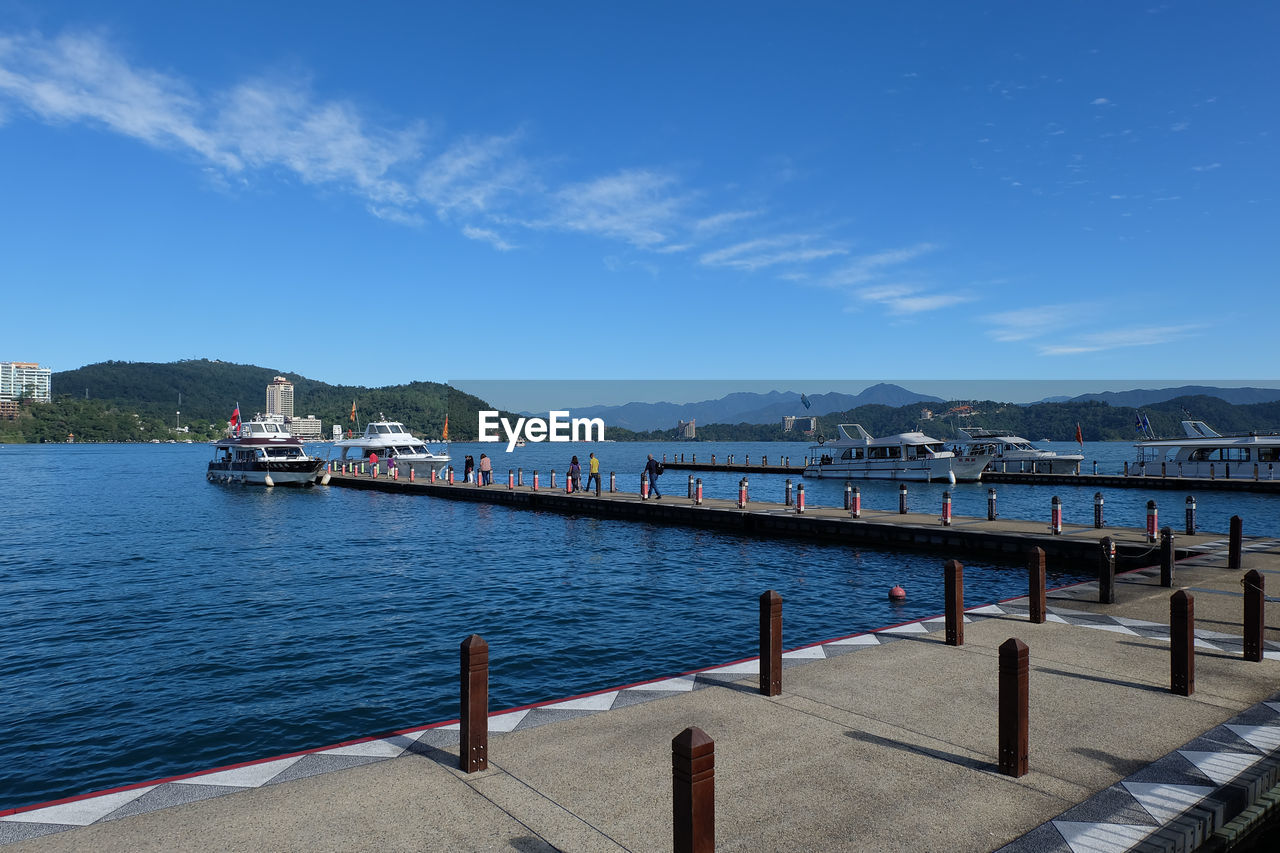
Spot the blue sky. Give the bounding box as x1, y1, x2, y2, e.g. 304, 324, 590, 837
1, 2, 1276, 392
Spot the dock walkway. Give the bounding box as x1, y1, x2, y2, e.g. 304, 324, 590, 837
6, 538, 1280, 850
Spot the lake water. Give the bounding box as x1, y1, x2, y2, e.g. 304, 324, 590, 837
1, 439, 1273, 810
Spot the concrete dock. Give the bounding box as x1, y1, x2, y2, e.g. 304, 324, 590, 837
5, 535, 1280, 851
321, 471, 1229, 569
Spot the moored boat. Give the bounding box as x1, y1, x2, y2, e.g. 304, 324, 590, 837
958, 428, 1084, 475
1130, 420, 1280, 480
804, 424, 987, 482
332, 414, 449, 475
207, 410, 325, 486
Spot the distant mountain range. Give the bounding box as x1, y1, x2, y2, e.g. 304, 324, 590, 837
564, 383, 944, 432
1038, 385, 1280, 408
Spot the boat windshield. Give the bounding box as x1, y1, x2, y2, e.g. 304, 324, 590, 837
389, 424, 405, 433
375, 425, 391, 434
265, 447, 303, 459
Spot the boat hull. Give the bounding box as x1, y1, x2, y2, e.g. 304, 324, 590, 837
207, 460, 324, 486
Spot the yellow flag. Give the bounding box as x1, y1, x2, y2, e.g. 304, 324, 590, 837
442, 414, 449, 441
349, 401, 356, 423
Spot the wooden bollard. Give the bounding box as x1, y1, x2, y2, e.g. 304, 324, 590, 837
672, 727, 715, 853
1244, 569, 1264, 662
1160, 527, 1174, 587
1098, 536, 1116, 604
945, 559, 964, 646
1229, 515, 1243, 569
1028, 547, 1046, 624
998, 638, 1029, 777
1170, 591, 1194, 696
759, 590, 782, 696
460, 634, 489, 772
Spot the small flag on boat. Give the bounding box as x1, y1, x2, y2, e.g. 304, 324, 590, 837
1135, 413, 1143, 432
1075, 422, 1083, 447
442, 414, 449, 441
229, 405, 241, 437
1141, 413, 1152, 432
801, 393, 811, 410
349, 400, 356, 422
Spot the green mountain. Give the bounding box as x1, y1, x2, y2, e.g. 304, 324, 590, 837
0, 360, 499, 443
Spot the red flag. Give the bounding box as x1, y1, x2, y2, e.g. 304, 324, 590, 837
349, 400, 356, 423
229, 406, 242, 437
1075, 422, 1084, 447
442, 414, 449, 441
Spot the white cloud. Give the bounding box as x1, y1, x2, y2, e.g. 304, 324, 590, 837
822, 243, 937, 288
1170, 121, 1189, 131
462, 225, 515, 251
544, 169, 687, 248
858, 283, 971, 315
1192, 162, 1221, 171
368, 205, 424, 227
983, 303, 1093, 342
693, 209, 762, 233
416, 133, 529, 217
1091, 97, 1111, 105
1037, 324, 1201, 355
699, 235, 847, 271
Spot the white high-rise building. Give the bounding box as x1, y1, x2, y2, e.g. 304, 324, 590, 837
1, 362, 52, 403
266, 376, 294, 419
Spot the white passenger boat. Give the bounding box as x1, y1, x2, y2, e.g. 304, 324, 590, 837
207, 413, 325, 486
1130, 420, 1280, 480
958, 428, 1084, 475
332, 415, 449, 475
804, 424, 988, 483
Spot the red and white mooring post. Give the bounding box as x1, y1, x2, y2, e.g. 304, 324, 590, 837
447, 466, 454, 485
508, 470, 514, 489
1050, 495, 1063, 535
851, 486, 861, 518
565, 472, 572, 493
796, 482, 805, 513
1146, 500, 1158, 542
737, 478, 747, 508
533, 471, 540, 491
392, 466, 398, 480
941, 491, 952, 526
641, 472, 650, 499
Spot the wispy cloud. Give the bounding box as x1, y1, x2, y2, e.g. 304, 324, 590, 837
699, 234, 847, 271
462, 225, 515, 251
693, 209, 762, 234
543, 169, 687, 248
1090, 97, 1112, 106
1191, 162, 1221, 172
823, 243, 937, 288
416, 133, 529, 217
1037, 324, 1202, 355
984, 303, 1093, 342
859, 284, 971, 314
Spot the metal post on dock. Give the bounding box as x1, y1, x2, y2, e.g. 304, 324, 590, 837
1229, 516, 1243, 569
672, 727, 715, 853
1160, 527, 1175, 587
941, 491, 952, 526
759, 590, 782, 696
1170, 591, 1194, 696
641, 471, 649, 500
533, 471, 539, 491
1146, 500, 1158, 543
517, 467, 523, 486
998, 638, 1029, 778
944, 560, 963, 646
796, 482, 805, 513
508, 470, 514, 489
784, 478, 793, 506
447, 465, 454, 485
1028, 548, 1046, 624
695, 478, 703, 505
737, 478, 747, 509
1185, 496, 1196, 535
688, 474, 695, 500
851, 486, 861, 519
460, 634, 489, 773
550, 470, 557, 489
988, 488, 997, 520
1050, 496, 1062, 536
843, 481, 852, 511
1098, 536, 1116, 605
1093, 492, 1104, 529
898, 484, 908, 514
1244, 569, 1264, 662
610, 471, 616, 493
1093, 460, 1098, 475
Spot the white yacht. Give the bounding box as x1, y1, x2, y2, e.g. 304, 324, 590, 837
804, 424, 988, 483
208, 413, 325, 486
958, 428, 1084, 475
332, 415, 449, 475
1130, 420, 1280, 479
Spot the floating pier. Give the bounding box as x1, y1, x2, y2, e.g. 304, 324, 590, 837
322, 470, 1237, 569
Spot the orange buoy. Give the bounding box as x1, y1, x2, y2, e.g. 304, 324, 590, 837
888, 585, 906, 601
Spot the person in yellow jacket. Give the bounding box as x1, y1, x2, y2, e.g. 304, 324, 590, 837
585, 452, 602, 495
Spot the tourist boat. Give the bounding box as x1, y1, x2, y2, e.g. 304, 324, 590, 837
331, 414, 449, 475
207, 414, 325, 486
1129, 420, 1280, 480
958, 428, 1084, 475
804, 424, 988, 483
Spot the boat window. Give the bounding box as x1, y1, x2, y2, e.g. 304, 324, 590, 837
1259, 447, 1279, 463
841, 449, 853, 460
888, 447, 901, 459
1189, 448, 1214, 462
412, 445, 427, 454
869, 447, 885, 459
375, 425, 391, 434
389, 424, 404, 433
1224, 447, 1250, 461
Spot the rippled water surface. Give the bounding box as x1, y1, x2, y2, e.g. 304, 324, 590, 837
1, 440, 1271, 808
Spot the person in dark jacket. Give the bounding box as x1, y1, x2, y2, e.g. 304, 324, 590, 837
644, 454, 662, 499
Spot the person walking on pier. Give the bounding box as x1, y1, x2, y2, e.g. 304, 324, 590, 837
645, 454, 663, 499
464, 454, 475, 483
586, 452, 601, 494
478, 453, 492, 486
569, 455, 582, 492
